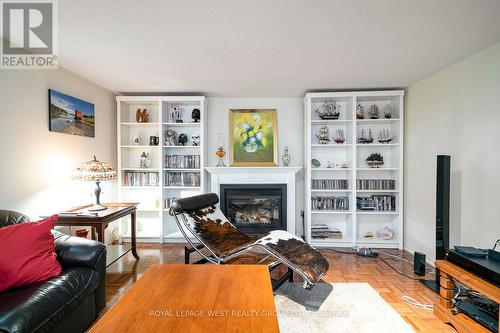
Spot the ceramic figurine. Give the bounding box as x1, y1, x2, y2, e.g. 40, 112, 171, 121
315, 99, 340, 120
136, 109, 149, 123
191, 108, 201, 122
376, 227, 394, 240
282, 146, 290, 166
140, 152, 151, 168
327, 161, 333, 168
164, 129, 178, 146
316, 126, 330, 144
178, 133, 188, 146
366, 152, 384, 168
170, 104, 183, 123
368, 104, 379, 119
384, 104, 392, 119
311, 159, 321, 168
191, 135, 200, 146
356, 104, 364, 119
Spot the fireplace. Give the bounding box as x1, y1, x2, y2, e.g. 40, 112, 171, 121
220, 184, 287, 234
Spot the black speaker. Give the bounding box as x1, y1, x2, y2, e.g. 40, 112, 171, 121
421, 155, 451, 293
414, 252, 426, 276
436, 155, 451, 260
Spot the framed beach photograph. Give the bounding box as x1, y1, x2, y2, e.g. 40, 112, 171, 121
49, 89, 95, 137
229, 109, 278, 166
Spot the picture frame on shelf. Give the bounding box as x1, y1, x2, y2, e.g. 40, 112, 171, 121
229, 109, 278, 166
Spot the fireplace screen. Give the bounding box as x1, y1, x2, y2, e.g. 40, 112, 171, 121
220, 184, 286, 234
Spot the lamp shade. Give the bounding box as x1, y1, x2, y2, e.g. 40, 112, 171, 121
73, 156, 117, 182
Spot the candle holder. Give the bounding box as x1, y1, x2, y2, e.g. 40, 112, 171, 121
216, 133, 226, 167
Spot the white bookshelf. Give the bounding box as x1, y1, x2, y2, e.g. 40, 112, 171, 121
304, 91, 404, 249
116, 96, 206, 243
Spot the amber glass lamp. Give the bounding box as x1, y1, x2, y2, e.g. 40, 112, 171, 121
73, 156, 117, 211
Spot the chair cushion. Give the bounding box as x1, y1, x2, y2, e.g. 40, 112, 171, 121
0, 215, 62, 292
186, 205, 258, 257
255, 230, 329, 284
0, 267, 99, 333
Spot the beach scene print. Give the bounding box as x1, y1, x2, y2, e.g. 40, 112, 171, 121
49, 89, 95, 137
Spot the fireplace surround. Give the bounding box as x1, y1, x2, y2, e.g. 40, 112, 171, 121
220, 184, 287, 234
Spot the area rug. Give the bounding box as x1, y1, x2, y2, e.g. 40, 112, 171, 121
274, 283, 414, 333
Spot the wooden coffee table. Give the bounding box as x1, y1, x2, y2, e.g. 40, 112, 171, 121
89, 264, 279, 332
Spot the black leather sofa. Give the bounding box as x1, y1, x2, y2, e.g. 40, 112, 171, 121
0, 211, 106, 333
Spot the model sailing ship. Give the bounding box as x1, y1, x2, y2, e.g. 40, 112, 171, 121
315, 99, 340, 120
358, 129, 374, 144
316, 126, 330, 144
378, 129, 394, 143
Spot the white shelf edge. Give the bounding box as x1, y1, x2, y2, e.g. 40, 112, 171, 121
357, 168, 399, 171
356, 118, 400, 123
162, 122, 201, 126
121, 122, 159, 126
121, 145, 160, 148
163, 186, 201, 190
356, 190, 399, 193
311, 189, 352, 192
311, 168, 352, 171
163, 146, 200, 148
311, 211, 352, 214
311, 144, 352, 147
356, 143, 399, 147
356, 211, 399, 215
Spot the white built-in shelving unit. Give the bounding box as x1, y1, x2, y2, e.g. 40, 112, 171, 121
304, 91, 404, 249
116, 96, 206, 243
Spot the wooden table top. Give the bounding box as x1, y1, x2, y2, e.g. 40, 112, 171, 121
57, 202, 138, 224
89, 264, 279, 333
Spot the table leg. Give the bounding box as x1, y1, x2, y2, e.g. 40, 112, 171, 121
95, 225, 105, 243
131, 211, 140, 260
439, 272, 455, 309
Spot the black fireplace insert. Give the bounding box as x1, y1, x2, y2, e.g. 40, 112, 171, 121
220, 184, 287, 234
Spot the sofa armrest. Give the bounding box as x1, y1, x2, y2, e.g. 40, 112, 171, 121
52, 230, 106, 270
52, 230, 107, 313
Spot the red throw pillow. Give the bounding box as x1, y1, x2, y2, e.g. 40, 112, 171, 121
0, 214, 62, 292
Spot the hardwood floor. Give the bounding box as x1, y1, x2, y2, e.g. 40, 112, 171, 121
105, 243, 455, 332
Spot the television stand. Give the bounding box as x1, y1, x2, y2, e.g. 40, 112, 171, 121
434, 260, 499, 333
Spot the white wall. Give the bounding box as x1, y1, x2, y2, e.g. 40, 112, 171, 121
0, 67, 117, 219
405, 42, 500, 261
207, 97, 305, 235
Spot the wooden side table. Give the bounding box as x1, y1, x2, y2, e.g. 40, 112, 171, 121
56, 203, 140, 267
435, 260, 500, 333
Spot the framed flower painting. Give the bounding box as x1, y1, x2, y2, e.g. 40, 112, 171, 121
229, 109, 278, 166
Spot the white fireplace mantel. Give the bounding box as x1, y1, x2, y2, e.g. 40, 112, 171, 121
205, 167, 302, 235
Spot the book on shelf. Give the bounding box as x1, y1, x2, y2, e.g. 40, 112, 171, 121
165, 171, 200, 187
312, 179, 348, 190
357, 179, 395, 190
356, 195, 396, 211
165, 155, 200, 169
311, 224, 342, 239
122, 171, 159, 187
311, 196, 349, 211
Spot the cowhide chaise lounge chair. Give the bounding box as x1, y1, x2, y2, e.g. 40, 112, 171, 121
169, 193, 329, 289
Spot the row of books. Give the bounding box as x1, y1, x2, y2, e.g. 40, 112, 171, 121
122, 171, 160, 187
311, 196, 349, 211
165, 155, 200, 169
357, 179, 396, 190
165, 172, 200, 187
312, 179, 348, 190
356, 195, 396, 211
311, 224, 342, 239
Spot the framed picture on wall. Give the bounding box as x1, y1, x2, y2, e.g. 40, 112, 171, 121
229, 109, 278, 166
48, 89, 95, 137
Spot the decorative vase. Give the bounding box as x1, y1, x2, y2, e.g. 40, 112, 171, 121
244, 138, 258, 153
216, 133, 226, 167
282, 146, 290, 166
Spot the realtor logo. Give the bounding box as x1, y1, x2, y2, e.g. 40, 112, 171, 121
1, 0, 58, 69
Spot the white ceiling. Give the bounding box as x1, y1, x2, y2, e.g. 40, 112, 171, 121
58, 0, 500, 96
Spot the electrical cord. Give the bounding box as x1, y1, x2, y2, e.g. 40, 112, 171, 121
377, 256, 422, 280
377, 251, 436, 274
402, 296, 433, 311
